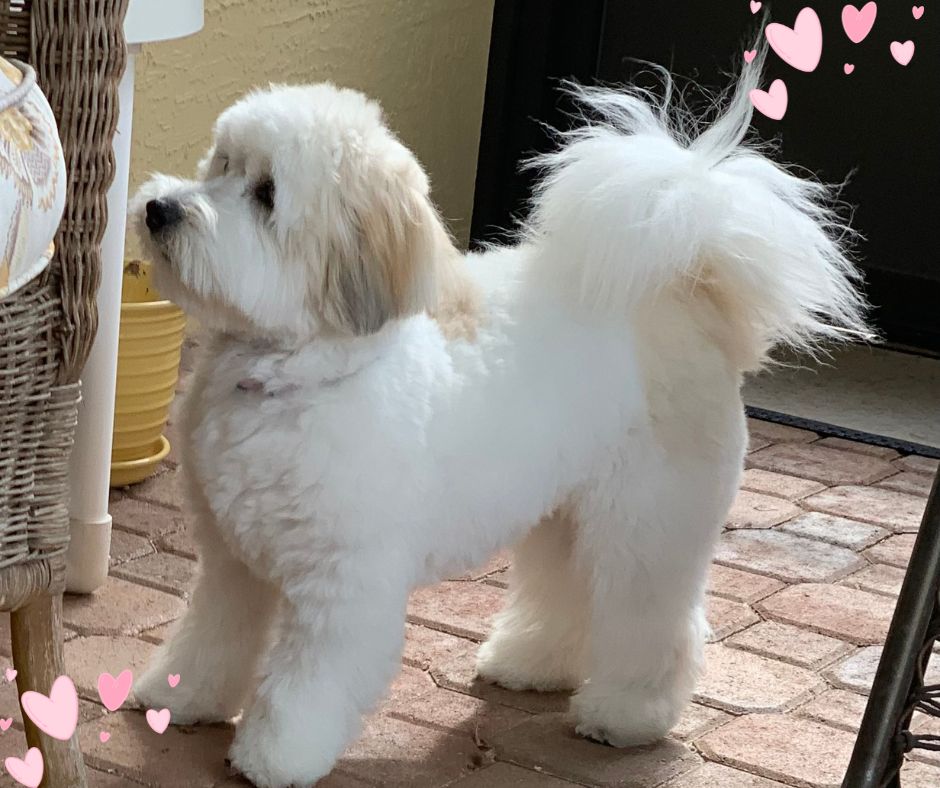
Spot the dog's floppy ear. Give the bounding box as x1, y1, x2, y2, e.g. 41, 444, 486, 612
320, 150, 442, 336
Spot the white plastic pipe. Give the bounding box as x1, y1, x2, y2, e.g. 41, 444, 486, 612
65, 2, 204, 594
65, 47, 139, 594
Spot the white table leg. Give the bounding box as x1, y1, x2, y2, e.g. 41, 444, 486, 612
65, 47, 139, 594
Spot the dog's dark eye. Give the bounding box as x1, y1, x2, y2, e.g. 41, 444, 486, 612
253, 179, 275, 211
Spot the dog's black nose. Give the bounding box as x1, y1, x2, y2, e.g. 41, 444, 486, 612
145, 199, 183, 233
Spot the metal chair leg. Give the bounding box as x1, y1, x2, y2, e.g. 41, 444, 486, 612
842, 470, 940, 788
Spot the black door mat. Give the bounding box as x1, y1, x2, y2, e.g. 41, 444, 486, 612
746, 406, 940, 460
744, 345, 940, 457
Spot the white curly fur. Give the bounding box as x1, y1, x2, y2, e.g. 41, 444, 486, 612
129, 62, 869, 787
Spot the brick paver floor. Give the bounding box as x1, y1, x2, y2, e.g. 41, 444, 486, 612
6, 377, 938, 786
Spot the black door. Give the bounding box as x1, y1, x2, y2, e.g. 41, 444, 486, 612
472, 0, 940, 352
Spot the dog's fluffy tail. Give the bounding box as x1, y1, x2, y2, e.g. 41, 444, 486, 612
524, 53, 872, 369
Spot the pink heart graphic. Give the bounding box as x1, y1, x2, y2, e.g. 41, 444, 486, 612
891, 40, 915, 66
20, 676, 79, 742
146, 708, 171, 734
749, 79, 789, 121
167, 674, 180, 688
743, 49, 758, 64
750, 0, 762, 13
912, 6, 924, 20
97, 670, 133, 712
766, 8, 823, 73
0, 719, 12, 732
99, 731, 111, 744
4, 748, 43, 788
4, 669, 16, 683
844, 63, 856, 74
842, 3, 878, 44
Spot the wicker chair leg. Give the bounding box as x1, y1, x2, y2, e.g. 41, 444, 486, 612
11, 595, 88, 788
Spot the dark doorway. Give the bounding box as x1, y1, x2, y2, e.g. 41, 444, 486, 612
471, 1, 940, 352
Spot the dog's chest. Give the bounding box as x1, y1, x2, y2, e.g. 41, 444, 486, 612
177, 329, 444, 569
180, 359, 328, 561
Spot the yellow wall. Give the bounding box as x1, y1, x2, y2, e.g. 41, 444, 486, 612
129, 0, 494, 248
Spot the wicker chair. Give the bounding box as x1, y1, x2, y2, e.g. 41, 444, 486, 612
0, 1, 128, 784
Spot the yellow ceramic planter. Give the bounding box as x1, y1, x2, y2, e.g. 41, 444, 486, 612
110, 436, 171, 488
110, 261, 186, 485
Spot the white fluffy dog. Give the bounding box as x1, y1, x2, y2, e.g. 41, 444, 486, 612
130, 59, 868, 787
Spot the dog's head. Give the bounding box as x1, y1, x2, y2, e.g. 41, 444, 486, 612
131, 83, 447, 341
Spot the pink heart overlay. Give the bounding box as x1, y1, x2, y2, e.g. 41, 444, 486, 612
744, 49, 757, 64
4, 748, 43, 788
842, 3, 878, 44
912, 6, 924, 20
891, 40, 915, 66
167, 674, 181, 688
750, 0, 762, 13
97, 670, 133, 712
146, 708, 171, 734
99, 731, 111, 744
750, 79, 789, 121
20, 676, 78, 742
4, 668, 16, 683
0, 719, 12, 732
844, 63, 855, 74
766, 8, 823, 73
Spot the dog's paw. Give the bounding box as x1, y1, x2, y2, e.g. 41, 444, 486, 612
574, 720, 651, 749
475, 662, 577, 692
224, 752, 276, 788
228, 717, 334, 788
133, 669, 238, 725
227, 734, 280, 788
475, 638, 580, 692
570, 684, 677, 748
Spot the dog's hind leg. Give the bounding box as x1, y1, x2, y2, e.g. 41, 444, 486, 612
476, 509, 588, 692
134, 528, 279, 724
568, 455, 734, 747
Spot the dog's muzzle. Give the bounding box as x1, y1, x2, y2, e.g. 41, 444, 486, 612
146, 198, 184, 233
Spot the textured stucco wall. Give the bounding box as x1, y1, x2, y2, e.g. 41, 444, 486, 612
129, 0, 494, 248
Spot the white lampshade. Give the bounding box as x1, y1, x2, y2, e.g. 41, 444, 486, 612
124, 0, 204, 46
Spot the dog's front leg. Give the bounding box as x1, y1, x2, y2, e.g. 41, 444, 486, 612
227, 556, 408, 788
135, 537, 280, 723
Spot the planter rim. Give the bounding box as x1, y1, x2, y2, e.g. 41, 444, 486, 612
121, 299, 183, 313
112, 435, 171, 471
